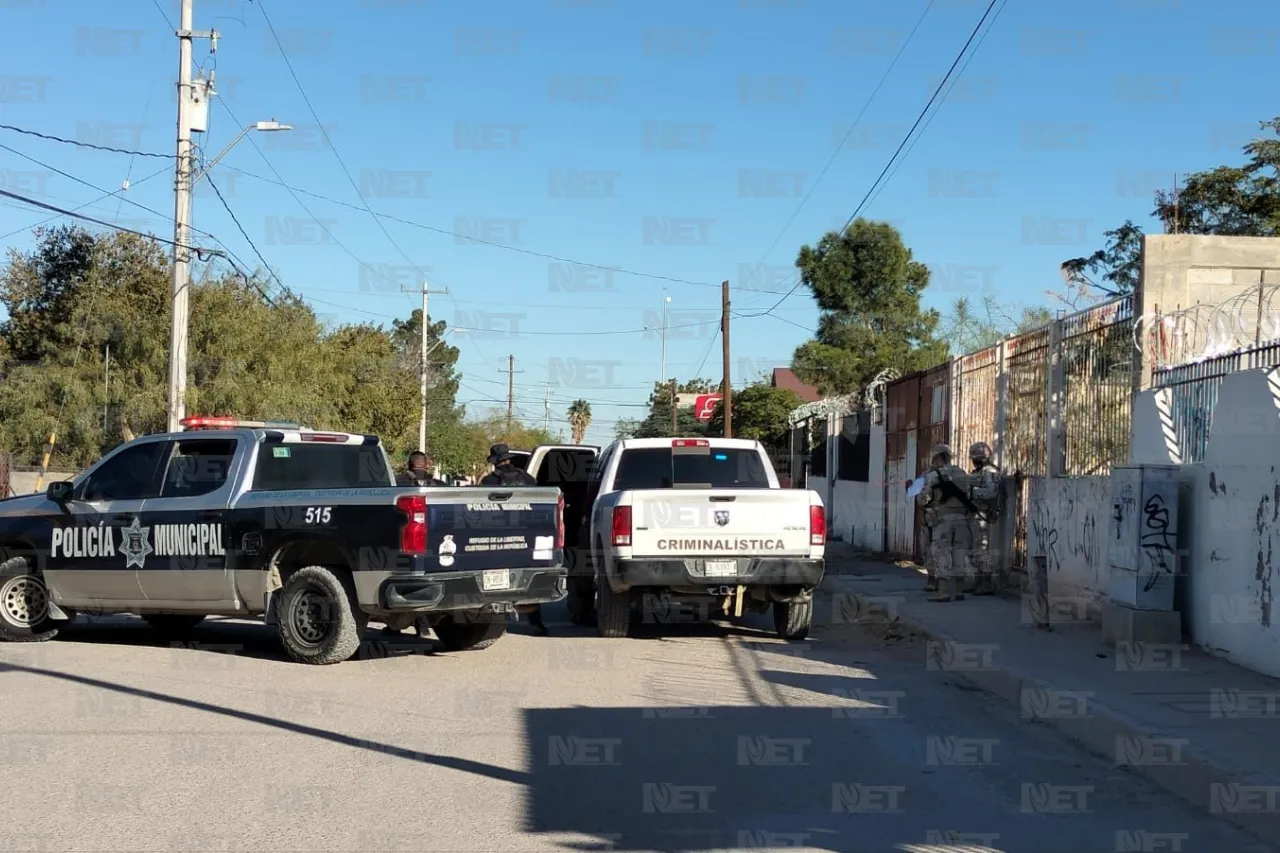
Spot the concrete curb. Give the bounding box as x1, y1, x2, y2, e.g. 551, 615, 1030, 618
824, 577, 1280, 848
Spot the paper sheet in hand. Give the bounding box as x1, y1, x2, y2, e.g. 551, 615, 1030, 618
906, 476, 925, 498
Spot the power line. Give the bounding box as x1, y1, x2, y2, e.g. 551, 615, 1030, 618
0, 188, 206, 254
0, 164, 170, 240
147, 0, 175, 29
0, 141, 218, 240
742, 0, 1006, 322
202, 174, 292, 300
222, 165, 780, 295
735, 0, 937, 313
254, 0, 436, 295
0, 123, 175, 159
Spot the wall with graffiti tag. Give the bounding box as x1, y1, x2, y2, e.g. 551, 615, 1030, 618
1026, 475, 1110, 616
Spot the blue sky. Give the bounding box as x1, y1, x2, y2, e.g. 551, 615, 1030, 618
0, 0, 1275, 445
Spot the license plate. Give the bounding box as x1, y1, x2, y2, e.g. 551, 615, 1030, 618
482, 569, 511, 591
705, 560, 737, 577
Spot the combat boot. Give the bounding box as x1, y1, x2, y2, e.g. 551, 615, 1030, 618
927, 578, 964, 602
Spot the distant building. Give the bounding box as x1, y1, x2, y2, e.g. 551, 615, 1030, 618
771, 368, 822, 403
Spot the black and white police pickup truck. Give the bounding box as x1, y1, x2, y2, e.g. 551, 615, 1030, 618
580, 437, 826, 641
0, 417, 567, 664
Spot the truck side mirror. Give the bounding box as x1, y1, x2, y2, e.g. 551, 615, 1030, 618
46, 481, 73, 504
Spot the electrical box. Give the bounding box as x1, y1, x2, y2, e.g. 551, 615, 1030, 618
188, 79, 211, 133
1108, 464, 1180, 611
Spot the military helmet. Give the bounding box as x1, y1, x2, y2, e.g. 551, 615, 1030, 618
931, 443, 952, 460
969, 441, 993, 461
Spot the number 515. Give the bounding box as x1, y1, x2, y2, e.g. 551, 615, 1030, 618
305, 506, 332, 524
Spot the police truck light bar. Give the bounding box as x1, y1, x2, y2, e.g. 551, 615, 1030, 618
181, 416, 304, 431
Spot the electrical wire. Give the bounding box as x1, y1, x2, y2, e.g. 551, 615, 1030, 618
0, 164, 170, 240
203, 175, 292, 300
0, 142, 219, 240
735, 0, 937, 312
741, 0, 1006, 322
221, 165, 776, 295
0, 123, 175, 159
254, 0, 438, 296
0, 188, 208, 254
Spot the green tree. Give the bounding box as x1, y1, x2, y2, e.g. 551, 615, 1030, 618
706, 383, 801, 458
613, 418, 640, 440
0, 226, 442, 469
567, 399, 592, 444
1060, 220, 1144, 296
790, 219, 948, 396
1154, 117, 1280, 236
1063, 117, 1280, 299
939, 295, 1054, 355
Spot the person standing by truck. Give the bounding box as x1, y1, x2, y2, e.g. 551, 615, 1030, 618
479, 444, 549, 636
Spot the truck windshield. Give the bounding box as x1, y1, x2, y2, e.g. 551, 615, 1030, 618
613, 447, 772, 491
252, 444, 392, 490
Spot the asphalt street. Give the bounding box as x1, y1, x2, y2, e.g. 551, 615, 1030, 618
0, 583, 1273, 853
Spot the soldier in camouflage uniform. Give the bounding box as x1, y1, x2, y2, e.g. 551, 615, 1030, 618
964, 441, 1001, 597
915, 444, 973, 602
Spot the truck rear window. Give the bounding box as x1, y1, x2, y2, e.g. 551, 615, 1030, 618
252, 444, 392, 491
612, 448, 772, 491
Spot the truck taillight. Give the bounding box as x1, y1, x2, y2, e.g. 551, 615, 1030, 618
810, 504, 826, 546
299, 433, 347, 443
672, 439, 709, 447
557, 492, 565, 548
611, 505, 632, 547
396, 495, 427, 554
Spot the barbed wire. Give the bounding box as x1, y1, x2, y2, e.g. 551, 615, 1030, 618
1133, 274, 1280, 370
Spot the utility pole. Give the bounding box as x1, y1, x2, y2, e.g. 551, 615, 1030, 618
670, 378, 678, 436
402, 282, 449, 453
659, 294, 670, 383
721, 280, 732, 438
500, 355, 523, 431
166, 0, 216, 432
545, 379, 555, 432
103, 343, 110, 433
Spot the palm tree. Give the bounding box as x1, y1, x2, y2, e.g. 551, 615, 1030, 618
567, 399, 592, 444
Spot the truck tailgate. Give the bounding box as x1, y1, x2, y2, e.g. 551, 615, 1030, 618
628, 489, 812, 557
425, 487, 560, 573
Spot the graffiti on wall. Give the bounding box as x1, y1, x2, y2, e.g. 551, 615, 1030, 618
1140, 492, 1177, 593
1029, 484, 1101, 574
1255, 485, 1278, 628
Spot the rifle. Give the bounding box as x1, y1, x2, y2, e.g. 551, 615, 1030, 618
934, 468, 988, 523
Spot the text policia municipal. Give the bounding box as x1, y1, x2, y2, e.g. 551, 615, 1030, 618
51, 522, 225, 559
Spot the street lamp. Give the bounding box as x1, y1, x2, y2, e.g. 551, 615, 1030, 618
644, 295, 672, 384
167, 120, 292, 433
417, 327, 467, 454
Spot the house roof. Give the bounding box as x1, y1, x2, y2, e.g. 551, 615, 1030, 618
771, 368, 822, 402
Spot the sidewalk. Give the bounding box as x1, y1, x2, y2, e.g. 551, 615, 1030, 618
821, 544, 1280, 847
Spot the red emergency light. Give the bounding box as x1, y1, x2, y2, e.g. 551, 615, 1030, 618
180, 416, 304, 431
672, 439, 709, 447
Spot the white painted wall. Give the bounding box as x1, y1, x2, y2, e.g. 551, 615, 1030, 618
828, 423, 888, 550
8, 470, 78, 495
1173, 368, 1280, 677
1026, 476, 1111, 615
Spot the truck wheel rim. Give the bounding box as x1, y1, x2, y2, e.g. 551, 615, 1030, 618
290, 589, 331, 646
1, 575, 48, 627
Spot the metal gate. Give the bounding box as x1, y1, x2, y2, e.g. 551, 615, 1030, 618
883, 364, 952, 563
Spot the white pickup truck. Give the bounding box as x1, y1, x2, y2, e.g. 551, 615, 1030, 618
581, 437, 826, 641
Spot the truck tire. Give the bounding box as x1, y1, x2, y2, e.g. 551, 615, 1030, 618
143, 614, 206, 634
773, 599, 812, 642
0, 556, 59, 643
432, 612, 507, 651
276, 565, 367, 665
596, 577, 632, 639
